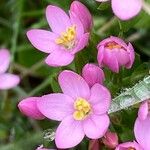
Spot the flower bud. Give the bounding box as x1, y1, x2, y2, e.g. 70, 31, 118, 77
82, 63, 105, 87
102, 131, 118, 149
18, 97, 45, 120
70, 1, 93, 32
97, 36, 135, 73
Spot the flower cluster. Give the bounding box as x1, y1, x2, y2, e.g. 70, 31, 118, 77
16, 0, 148, 150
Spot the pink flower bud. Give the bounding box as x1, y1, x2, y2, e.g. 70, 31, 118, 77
70, 1, 93, 32
102, 131, 118, 149
97, 36, 135, 73
82, 63, 105, 87
18, 97, 45, 120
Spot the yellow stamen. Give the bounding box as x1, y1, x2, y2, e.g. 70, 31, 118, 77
55, 25, 76, 49
73, 98, 91, 120
106, 42, 122, 49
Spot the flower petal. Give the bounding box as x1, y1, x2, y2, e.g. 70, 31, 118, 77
45, 49, 74, 67
138, 101, 149, 121
111, 0, 142, 20
46, 5, 71, 34
103, 49, 119, 73
125, 43, 135, 69
82, 64, 105, 87
55, 115, 84, 149
89, 84, 111, 115
37, 94, 74, 121
58, 70, 90, 100
115, 141, 142, 150
97, 45, 104, 66
113, 48, 130, 66
18, 97, 45, 120
69, 11, 84, 39
0, 73, 20, 90
83, 114, 110, 139
70, 1, 93, 32
27, 29, 59, 53
134, 116, 150, 150
71, 33, 89, 54
0, 49, 10, 74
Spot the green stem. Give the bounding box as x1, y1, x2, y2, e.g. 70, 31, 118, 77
117, 19, 123, 38
28, 75, 55, 97
11, 0, 24, 63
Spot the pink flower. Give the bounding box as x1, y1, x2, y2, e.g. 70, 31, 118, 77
97, 36, 135, 73
102, 131, 118, 149
27, 5, 89, 67
116, 100, 150, 150
82, 63, 105, 87
0, 49, 20, 90
134, 100, 150, 150
37, 70, 111, 148
18, 97, 45, 120
95, 0, 142, 20
116, 141, 143, 150
70, 1, 93, 32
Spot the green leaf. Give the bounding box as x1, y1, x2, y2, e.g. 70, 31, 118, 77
109, 76, 150, 114
97, 2, 110, 11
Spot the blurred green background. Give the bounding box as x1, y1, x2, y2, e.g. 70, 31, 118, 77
0, 0, 149, 149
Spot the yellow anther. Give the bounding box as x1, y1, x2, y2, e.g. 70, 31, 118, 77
73, 98, 91, 120
73, 111, 85, 121
55, 25, 76, 49
106, 42, 122, 49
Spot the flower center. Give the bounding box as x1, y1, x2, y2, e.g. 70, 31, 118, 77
127, 147, 136, 150
73, 98, 91, 120
55, 25, 76, 49
106, 42, 122, 50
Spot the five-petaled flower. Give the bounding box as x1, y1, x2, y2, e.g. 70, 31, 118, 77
27, 3, 90, 67
97, 36, 135, 73
0, 49, 20, 90
19, 70, 111, 148
95, 0, 142, 20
